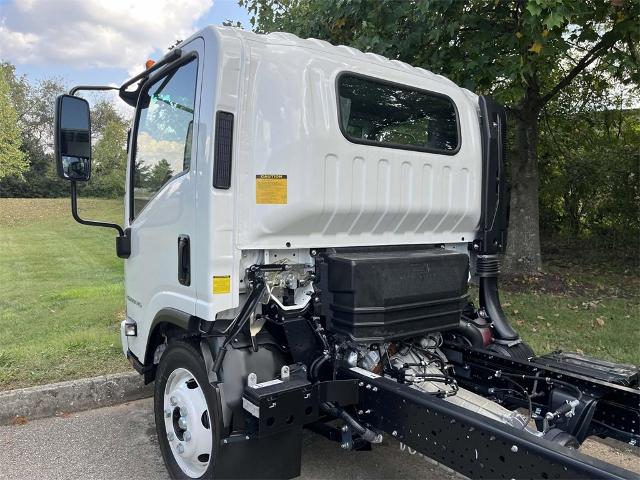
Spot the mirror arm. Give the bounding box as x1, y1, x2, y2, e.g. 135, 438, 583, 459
70, 181, 125, 236
68, 85, 120, 96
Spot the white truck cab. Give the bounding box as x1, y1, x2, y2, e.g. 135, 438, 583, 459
121, 26, 483, 367
53, 26, 638, 480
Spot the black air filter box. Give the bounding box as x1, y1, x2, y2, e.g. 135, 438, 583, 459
318, 249, 469, 342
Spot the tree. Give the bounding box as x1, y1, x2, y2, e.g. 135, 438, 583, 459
92, 100, 129, 139
85, 119, 128, 198
0, 61, 67, 196
134, 160, 151, 189
242, 0, 639, 273
538, 75, 640, 248
0, 63, 131, 198
146, 159, 174, 192
0, 68, 27, 181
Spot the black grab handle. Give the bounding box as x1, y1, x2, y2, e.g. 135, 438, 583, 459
178, 235, 190, 286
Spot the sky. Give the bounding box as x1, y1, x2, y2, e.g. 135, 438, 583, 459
0, 0, 251, 88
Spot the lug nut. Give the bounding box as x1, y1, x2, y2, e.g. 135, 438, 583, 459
178, 417, 188, 429
167, 432, 175, 441
164, 409, 172, 418
184, 432, 192, 442
176, 443, 185, 454
180, 407, 188, 417
170, 396, 178, 406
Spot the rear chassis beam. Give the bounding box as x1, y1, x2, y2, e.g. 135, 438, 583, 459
340, 366, 637, 480
442, 343, 640, 446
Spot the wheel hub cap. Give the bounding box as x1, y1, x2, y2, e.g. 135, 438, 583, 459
164, 368, 212, 478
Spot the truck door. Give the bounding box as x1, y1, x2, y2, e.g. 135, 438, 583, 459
124, 39, 204, 360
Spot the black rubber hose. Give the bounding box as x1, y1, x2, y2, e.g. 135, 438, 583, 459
479, 275, 519, 341
498, 371, 583, 402
475, 254, 519, 341
310, 354, 330, 381
320, 402, 380, 443
451, 319, 485, 348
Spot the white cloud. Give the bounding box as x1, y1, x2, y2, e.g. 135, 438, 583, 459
137, 131, 186, 171
0, 0, 213, 74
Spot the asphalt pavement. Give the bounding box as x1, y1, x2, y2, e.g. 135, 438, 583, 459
0, 397, 457, 480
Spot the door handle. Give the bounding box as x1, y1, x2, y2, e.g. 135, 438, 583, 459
178, 235, 190, 286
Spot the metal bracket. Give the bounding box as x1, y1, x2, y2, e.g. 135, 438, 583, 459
340, 424, 353, 450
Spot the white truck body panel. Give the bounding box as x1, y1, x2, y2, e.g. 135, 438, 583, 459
122, 26, 483, 359
235, 33, 481, 250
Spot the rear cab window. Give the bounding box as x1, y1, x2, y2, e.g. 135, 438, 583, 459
337, 73, 460, 154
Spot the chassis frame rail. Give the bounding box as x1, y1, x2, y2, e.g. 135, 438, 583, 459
442, 344, 640, 446
340, 366, 637, 479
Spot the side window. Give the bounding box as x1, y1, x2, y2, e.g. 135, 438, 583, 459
337, 74, 459, 153
132, 58, 198, 219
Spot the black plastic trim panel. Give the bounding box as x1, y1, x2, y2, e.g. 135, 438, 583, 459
213, 111, 234, 189
476, 96, 509, 254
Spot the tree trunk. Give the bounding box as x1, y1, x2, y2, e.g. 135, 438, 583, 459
503, 109, 543, 274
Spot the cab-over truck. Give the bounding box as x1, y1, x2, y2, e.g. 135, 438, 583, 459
53, 26, 639, 479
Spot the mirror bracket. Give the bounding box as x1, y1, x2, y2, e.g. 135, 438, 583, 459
68, 85, 119, 96
70, 182, 130, 258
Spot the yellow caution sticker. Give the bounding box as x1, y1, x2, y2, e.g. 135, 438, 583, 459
256, 174, 287, 204
212, 275, 231, 294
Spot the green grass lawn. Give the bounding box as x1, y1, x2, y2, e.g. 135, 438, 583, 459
488, 291, 638, 365
0, 198, 129, 389
0, 198, 637, 391
496, 249, 639, 365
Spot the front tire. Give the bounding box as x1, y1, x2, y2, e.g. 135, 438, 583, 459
154, 341, 220, 479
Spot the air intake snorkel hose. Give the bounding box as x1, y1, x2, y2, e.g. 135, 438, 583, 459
476, 254, 519, 341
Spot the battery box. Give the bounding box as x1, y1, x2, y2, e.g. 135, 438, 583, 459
318, 248, 469, 342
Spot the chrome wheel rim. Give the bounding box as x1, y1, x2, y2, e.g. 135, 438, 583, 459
164, 368, 212, 478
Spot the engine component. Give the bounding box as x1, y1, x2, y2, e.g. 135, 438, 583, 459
317, 249, 469, 342
360, 350, 380, 372
388, 343, 537, 433
240, 250, 315, 311
342, 336, 543, 438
